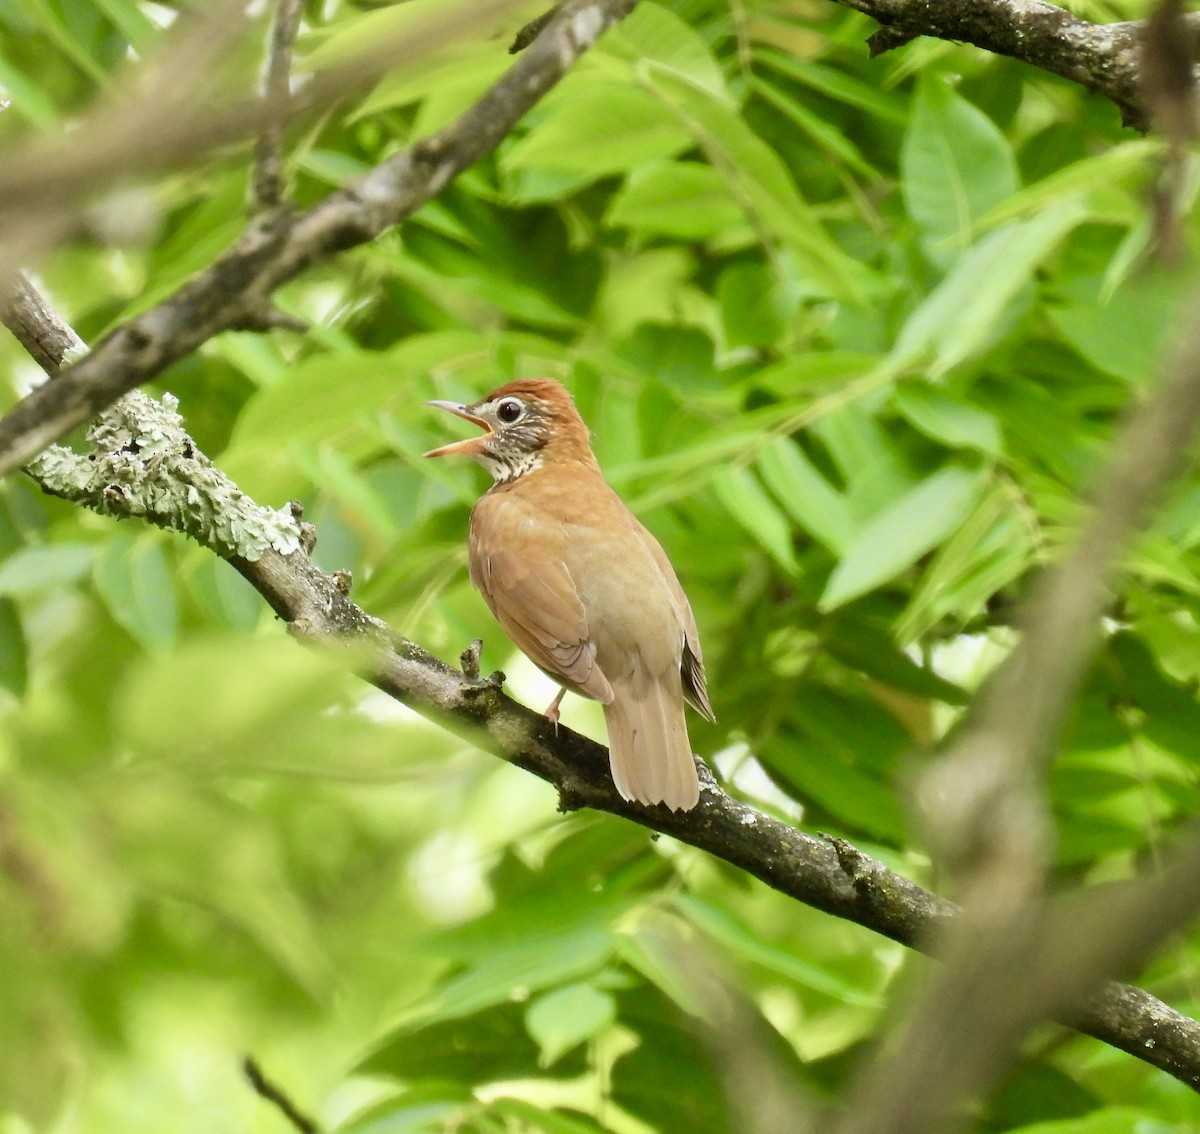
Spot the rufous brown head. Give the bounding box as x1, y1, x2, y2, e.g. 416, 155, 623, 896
424, 378, 597, 482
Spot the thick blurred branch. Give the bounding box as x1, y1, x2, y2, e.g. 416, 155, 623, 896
0, 0, 638, 481
5, 277, 1200, 1097
830, 0, 1195, 129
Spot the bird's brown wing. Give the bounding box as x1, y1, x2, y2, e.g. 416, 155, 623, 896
635, 524, 715, 722
469, 495, 614, 704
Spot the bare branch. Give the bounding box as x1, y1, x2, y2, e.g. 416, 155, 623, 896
0, 272, 85, 375
242, 1057, 319, 1134
253, 0, 306, 212
829, 0, 1193, 129
0, 0, 640, 481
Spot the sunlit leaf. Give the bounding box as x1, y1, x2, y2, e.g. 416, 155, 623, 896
821, 465, 988, 609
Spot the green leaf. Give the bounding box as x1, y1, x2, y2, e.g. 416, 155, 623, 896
898, 483, 1034, 642
754, 50, 907, 123
485, 1099, 609, 1134
0, 543, 94, 595
671, 895, 878, 1004
749, 75, 878, 178
645, 70, 875, 300
718, 261, 786, 349
0, 598, 27, 697
824, 620, 968, 704
503, 82, 692, 179
713, 467, 798, 575
609, 984, 734, 1133
755, 437, 854, 554
821, 465, 988, 610
901, 76, 1019, 262
338, 1087, 468, 1134
602, 0, 728, 97
525, 982, 616, 1066
890, 201, 1085, 376
91, 0, 159, 52
92, 535, 179, 653
11, 0, 107, 83
0, 51, 62, 126
894, 385, 1004, 456
606, 160, 746, 240
1048, 271, 1181, 385
363, 1002, 552, 1086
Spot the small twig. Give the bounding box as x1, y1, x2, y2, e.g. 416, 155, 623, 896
242, 1056, 319, 1134
510, 3, 563, 52
253, 0, 305, 212
0, 271, 86, 375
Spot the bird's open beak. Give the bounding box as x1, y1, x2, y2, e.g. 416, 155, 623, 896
423, 400, 492, 458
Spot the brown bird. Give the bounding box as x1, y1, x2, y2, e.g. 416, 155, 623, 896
424, 378, 714, 811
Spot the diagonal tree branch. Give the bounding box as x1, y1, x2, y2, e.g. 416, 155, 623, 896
0, 0, 639, 482
5, 274, 1200, 1096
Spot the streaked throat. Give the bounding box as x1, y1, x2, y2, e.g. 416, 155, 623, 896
482, 449, 542, 484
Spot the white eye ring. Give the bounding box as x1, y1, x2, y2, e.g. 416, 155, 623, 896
496, 398, 524, 424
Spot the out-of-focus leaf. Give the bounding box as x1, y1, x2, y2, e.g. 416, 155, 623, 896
485, 1098, 609, 1134
824, 619, 968, 704
672, 895, 878, 1004
890, 201, 1085, 376
750, 75, 878, 177
0, 598, 26, 696
754, 50, 907, 122
894, 384, 1004, 456
607, 160, 746, 240
609, 983, 733, 1133
602, 0, 728, 96
719, 261, 786, 349
91, 0, 159, 52
362, 1002, 555, 1085
92, 535, 178, 653
898, 483, 1034, 641
1048, 272, 1180, 385
337, 1083, 471, 1134
808, 403, 916, 520
525, 982, 616, 1066
713, 466, 799, 575
821, 465, 988, 610
503, 82, 692, 179
755, 436, 854, 554
646, 70, 875, 300
902, 75, 1019, 261
0, 543, 94, 595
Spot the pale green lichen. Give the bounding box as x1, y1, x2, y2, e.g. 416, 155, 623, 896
28, 391, 303, 562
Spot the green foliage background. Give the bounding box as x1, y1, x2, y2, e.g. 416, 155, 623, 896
1, 0, 1199, 1130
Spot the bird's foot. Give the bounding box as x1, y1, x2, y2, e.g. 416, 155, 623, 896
542, 688, 567, 733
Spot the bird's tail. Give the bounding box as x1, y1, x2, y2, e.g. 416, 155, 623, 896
603, 678, 700, 811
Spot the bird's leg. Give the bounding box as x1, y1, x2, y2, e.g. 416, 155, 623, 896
543, 687, 567, 731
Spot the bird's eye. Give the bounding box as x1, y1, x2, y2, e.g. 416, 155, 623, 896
496, 398, 524, 424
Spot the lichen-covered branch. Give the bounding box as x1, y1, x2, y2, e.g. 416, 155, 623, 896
28, 394, 303, 562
